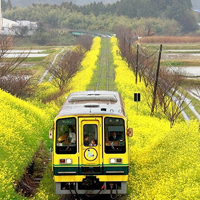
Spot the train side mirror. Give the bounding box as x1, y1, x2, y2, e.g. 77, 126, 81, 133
49, 129, 53, 139
127, 128, 133, 137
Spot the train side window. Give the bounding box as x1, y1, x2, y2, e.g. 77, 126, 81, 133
83, 124, 98, 146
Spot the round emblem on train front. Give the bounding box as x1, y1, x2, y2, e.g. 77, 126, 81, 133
84, 148, 98, 161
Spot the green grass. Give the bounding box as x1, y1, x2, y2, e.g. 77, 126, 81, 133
161, 60, 200, 66
24, 57, 46, 62
142, 43, 200, 50
87, 38, 117, 91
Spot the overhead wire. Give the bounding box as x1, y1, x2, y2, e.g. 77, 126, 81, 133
137, 45, 160, 58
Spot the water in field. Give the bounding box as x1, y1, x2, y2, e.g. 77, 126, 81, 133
170, 66, 200, 76
2, 50, 49, 58
163, 50, 200, 76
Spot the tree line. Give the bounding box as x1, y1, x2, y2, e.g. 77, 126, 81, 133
3, 0, 198, 34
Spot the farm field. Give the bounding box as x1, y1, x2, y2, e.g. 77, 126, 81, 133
0, 37, 200, 200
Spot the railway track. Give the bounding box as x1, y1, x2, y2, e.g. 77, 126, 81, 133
87, 38, 116, 91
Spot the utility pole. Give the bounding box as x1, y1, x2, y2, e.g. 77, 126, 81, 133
151, 44, 162, 116
0, 0, 1, 34
135, 44, 139, 84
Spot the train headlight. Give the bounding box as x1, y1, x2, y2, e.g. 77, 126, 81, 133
66, 159, 72, 164
109, 158, 122, 164
59, 158, 72, 164
110, 158, 115, 163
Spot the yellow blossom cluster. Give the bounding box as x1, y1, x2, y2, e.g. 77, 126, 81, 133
68, 37, 101, 93
111, 36, 200, 199
35, 82, 60, 102
0, 89, 56, 199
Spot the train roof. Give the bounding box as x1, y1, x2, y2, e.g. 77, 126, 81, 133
57, 90, 126, 118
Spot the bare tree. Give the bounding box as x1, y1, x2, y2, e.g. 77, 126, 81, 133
0, 71, 35, 97
156, 68, 189, 127
162, 89, 189, 128
0, 35, 35, 97
76, 35, 93, 52
49, 49, 84, 91
115, 25, 137, 60
193, 84, 200, 99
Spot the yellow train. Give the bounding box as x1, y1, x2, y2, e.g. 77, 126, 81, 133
49, 90, 133, 198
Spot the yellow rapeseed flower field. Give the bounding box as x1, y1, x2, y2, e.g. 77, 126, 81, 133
0, 89, 57, 199
68, 36, 101, 93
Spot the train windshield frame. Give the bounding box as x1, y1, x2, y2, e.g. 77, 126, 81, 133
55, 117, 76, 154
104, 117, 126, 154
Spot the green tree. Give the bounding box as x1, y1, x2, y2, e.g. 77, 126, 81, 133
2, 0, 7, 11
1, 0, 12, 11
7, 0, 12, 9
31, 22, 49, 45
165, 0, 198, 32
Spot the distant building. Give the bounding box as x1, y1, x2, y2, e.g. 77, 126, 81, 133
1, 18, 37, 36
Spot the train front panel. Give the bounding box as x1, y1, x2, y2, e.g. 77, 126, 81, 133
52, 114, 129, 195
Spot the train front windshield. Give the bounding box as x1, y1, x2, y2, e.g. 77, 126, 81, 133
56, 117, 76, 154
105, 117, 126, 153
55, 116, 126, 154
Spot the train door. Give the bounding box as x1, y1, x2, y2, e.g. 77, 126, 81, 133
79, 117, 103, 172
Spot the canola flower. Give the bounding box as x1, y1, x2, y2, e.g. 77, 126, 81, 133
111, 36, 200, 199
35, 82, 60, 102
68, 36, 101, 93
0, 89, 57, 200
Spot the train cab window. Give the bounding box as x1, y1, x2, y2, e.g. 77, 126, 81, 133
56, 117, 76, 154
105, 117, 126, 153
83, 124, 98, 146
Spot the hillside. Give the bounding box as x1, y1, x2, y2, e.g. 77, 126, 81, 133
10, 0, 118, 7
4, 0, 197, 34
10, 0, 198, 8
